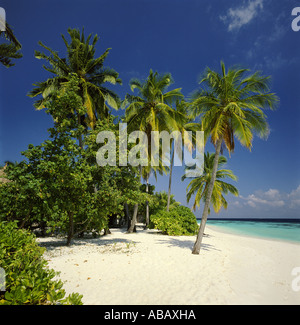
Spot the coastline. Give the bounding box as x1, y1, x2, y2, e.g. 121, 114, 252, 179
38, 226, 300, 305
206, 223, 300, 246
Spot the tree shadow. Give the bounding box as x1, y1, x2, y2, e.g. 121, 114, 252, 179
156, 234, 220, 252
37, 228, 140, 252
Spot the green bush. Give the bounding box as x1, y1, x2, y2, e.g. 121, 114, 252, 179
0, 221, 82, 305
150, 205, 199, 236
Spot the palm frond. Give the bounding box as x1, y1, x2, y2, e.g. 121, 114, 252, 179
183, 152, 238, 214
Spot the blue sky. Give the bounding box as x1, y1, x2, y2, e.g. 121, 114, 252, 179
0, 0, 299, 218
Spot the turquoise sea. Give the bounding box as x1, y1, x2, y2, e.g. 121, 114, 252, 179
197, 218, 300, 244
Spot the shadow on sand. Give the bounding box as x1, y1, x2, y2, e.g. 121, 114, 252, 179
142, 229, 220, 252
155, 234, 220, 252
37, 227, 219, 253
37, 228, 140, 252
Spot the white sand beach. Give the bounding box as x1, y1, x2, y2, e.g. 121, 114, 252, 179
38, 226, 300, 305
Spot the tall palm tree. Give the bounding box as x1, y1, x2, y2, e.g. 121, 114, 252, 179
166, 99, 198, 212
0, 22, 22, 67
190, 61, 278, 254
182, 152, 238, 213
124, 69, 183, 227
28, 27, 121, 132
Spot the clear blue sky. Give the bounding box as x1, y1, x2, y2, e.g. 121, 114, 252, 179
0, 0, 299, 218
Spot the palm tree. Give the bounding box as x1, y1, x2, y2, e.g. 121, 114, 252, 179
0, 22, 22, 67
190, 61, 278, 254
28, 27, 121, 133
166, 99, 198, 212
182, 152, 238, 214
124, 69, 183, 227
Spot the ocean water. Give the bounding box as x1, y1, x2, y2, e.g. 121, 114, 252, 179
197, 218, 300, 244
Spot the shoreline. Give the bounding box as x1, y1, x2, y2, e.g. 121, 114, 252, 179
38, 227, 300, 305
206, 224, 300, 246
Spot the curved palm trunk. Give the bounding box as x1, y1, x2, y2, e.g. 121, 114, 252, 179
192, 137, 223, 255
167, 144, 175, 212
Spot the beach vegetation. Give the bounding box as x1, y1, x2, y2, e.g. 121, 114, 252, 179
149, 205, 199, 236
0, 221, 83, 305
149, 190, 180, 216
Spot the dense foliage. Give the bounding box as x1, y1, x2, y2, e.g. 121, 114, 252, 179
0, 76, 144, 245
149, 190, 180, 216
0, 221, 82, 305
149, 205, 199, 236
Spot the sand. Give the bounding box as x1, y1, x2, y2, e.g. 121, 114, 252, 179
37, 226, 300, 305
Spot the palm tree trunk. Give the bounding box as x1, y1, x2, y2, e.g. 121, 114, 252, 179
78, 134, 83, 149
127, 204, 138, 233
167, 144, 175, 212
124, 203, 130, 228
192, 137, 223, 255
145, 174, 150, 228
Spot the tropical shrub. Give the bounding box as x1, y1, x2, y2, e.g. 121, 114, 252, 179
148, 190, 180, 216
0, 221, 82, 305
150, 205, 199, 236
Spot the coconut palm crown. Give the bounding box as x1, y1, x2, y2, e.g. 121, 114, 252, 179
183, 152, 238, 213
190, 61, 279, 153
28, 27, 122, 129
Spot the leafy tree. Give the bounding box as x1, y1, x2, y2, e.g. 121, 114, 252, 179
84, 117, 147, 234
0, 159, 48, 230
0, 77, 140, 245
0, 123, 110, 245
182, 152, 238, 213
189, 61, 278, 254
